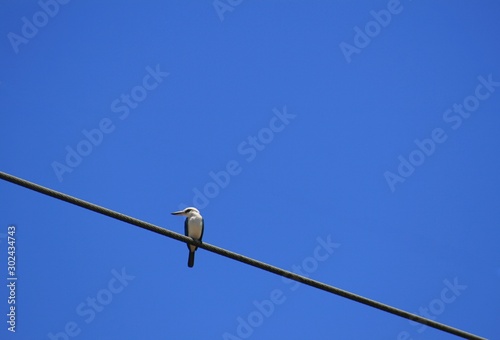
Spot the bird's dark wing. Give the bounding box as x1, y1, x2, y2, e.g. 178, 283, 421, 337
200, 218, 204, 242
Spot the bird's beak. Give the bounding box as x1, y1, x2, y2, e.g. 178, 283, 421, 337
171, 210, 184, 215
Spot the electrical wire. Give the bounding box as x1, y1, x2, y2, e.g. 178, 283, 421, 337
0, 171, 486, 340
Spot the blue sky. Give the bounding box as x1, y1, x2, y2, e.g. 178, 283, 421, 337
1, 1, 499, 339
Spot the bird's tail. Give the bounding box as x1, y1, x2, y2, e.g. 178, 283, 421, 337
187, 251, 195, 268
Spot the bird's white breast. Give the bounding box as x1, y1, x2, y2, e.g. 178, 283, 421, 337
187, 215, 203, 240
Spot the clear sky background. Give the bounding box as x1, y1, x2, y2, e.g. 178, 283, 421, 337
1, 1, 499, 339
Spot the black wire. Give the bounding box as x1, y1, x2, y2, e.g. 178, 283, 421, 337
0, 171, 486, 340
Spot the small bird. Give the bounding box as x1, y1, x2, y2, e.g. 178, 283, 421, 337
171, 207, 204, 268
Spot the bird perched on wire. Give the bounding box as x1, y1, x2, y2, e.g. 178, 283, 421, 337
171, 207, 204, 268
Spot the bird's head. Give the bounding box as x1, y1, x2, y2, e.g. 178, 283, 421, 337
171, 207, 201, 217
